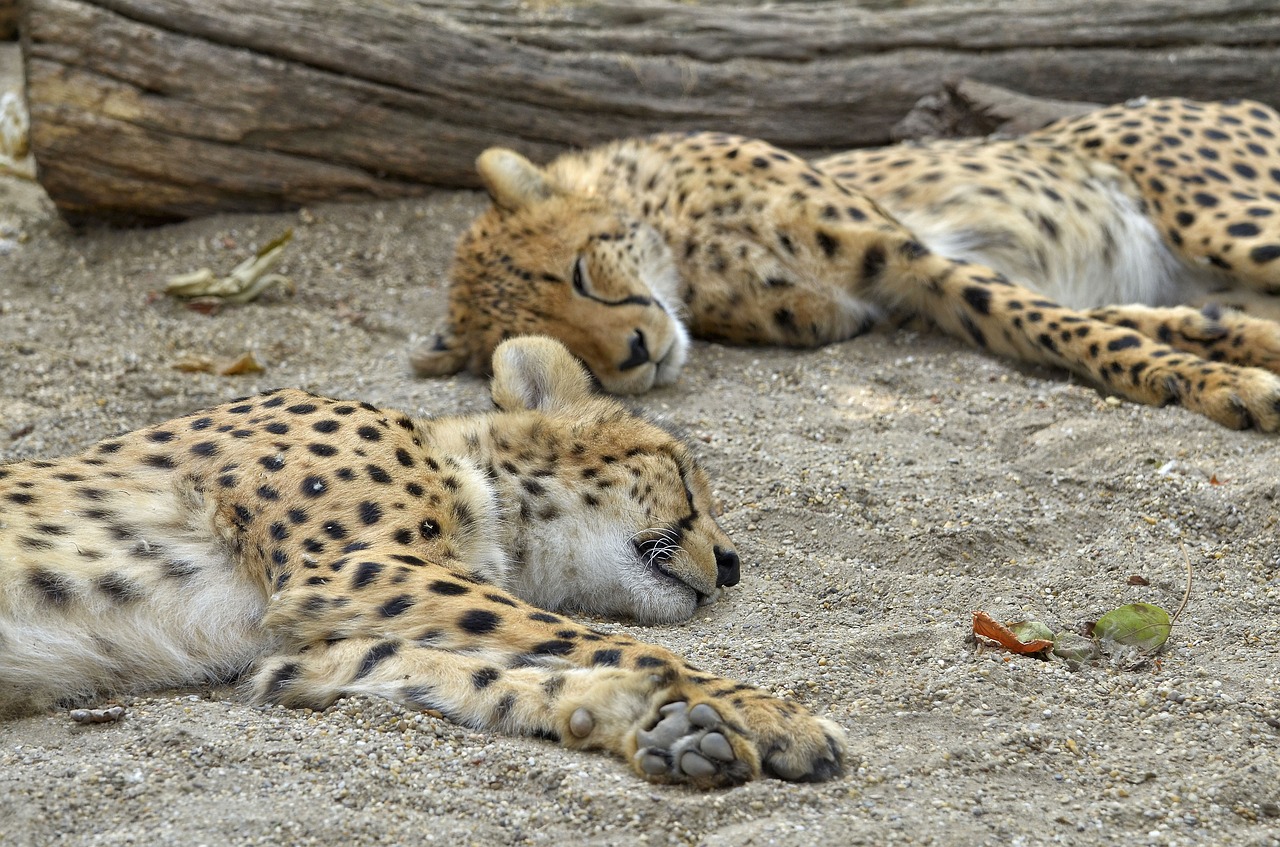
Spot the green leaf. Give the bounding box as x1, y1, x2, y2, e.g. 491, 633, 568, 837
1008, 620, 1055, 645
1093, 602, 1171, 652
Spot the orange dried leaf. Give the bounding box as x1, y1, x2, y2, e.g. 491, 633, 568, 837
972, 611, 1054, 654
171, 356, 216, 373
217, 351, 264, 376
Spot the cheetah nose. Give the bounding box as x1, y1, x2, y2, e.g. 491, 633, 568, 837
714, 546, 740, 587
619, 329, 650, 371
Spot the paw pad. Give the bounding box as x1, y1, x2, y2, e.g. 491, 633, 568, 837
634, 700, 748, 783
569, 707, 594, 738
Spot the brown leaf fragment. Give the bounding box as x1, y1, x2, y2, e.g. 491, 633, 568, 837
184, 298, 224, 316
216, 351, 265, 375
1127, 574, 1151, 586
171, 356, 216, 373
171, 351, 265, 376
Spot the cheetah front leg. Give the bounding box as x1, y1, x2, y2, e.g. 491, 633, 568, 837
1086, 303, 1280, 374
250, 638, 840, 787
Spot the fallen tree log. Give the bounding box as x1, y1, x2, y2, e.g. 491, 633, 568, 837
20, 0, 1280, 223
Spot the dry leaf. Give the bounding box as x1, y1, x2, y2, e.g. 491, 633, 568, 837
972, 610, 1054, 654
171, 351, 265, 376
165, 229, 294, 303
171, 356, 217, 373
1127, 574, 1151, 586
217, 351, 264, 375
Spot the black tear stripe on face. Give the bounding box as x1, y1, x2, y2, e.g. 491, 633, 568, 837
572, 258, 653, 308
665, 449, 702, 529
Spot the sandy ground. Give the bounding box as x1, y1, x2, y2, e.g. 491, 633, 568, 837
2, 45, 1279, 847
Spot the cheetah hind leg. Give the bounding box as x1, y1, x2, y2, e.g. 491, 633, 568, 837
1088, 303, 1280, 375
249, 639, 764, 787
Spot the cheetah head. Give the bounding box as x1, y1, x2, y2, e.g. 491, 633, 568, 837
482, 337, 737, 624
412, 148, 690, 394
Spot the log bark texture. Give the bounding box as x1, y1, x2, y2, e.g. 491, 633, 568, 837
20, 0, 1280, 223
1, 1, 18, 40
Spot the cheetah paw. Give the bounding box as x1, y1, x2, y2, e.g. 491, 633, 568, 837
629, 701, 756, 786
1184, 367, 1280, 431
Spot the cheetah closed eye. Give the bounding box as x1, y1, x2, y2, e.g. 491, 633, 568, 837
0, 337, 844, 787
415, 97, 1280, 432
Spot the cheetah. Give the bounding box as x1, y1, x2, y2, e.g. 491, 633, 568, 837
0, 337, 844, 787
412, 97, 1280, 431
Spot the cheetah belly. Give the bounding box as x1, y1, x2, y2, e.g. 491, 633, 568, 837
0, 483, 273, 712
885, 173, 1225, 310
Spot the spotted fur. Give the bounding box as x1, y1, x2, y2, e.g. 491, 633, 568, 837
0, 338, 843, 787
415, 97, 1280, 430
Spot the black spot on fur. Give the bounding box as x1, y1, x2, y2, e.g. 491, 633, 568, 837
430, 580, 469, 596
354, 641, 399, 679
471, 667, 501, 690
301, 475, 328, 497
962, 286, 992, 315
265, 662, 300, 696
96, 573, 143, 603
816, 230, 839, 258
380, 595, 413, 617
359, 501, 383, 525
531, 639, 575, 657
861, 245, 886, 281
591, 649, 622, 667
1107, 335, 1143, 351
352, 561, 383, 589
634, 655, 669, 669
1251, 244, 1280, 264
961, 315, 986, 348
459, 609, 502, 635
29, 569, 73, 605
1227, 222, 1261, 237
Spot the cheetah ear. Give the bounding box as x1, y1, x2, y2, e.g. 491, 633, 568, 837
409, 333, 468, 378
490, 336, 595, 413
476, 148, 554, 212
